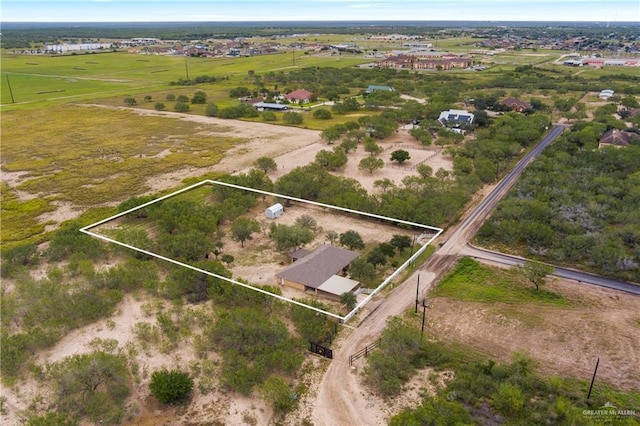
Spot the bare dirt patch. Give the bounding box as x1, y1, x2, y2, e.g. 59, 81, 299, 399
428, 277, 640, 391
1, 170, 31, 187
38, 200, 80, 231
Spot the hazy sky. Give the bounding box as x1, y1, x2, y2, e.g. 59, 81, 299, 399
2, 0, 639, 23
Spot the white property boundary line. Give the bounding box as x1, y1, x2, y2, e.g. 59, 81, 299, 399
80, 180, 443, 322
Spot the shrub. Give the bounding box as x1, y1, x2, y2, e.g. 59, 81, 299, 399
229, 86, 251, 98
174, 102, 190, 112
262, 110, 277, 121
176, 95, 189, 103
1, 243, 38, 278
205, 103, 218, 117
150, 368, 194, 404
390, 149, 411, 164
124, 97, 137, 106
313, 108, 332, 119
191, 90, 207, 104
154, 102, 166, 111
259, 376, 296, 413
165, 94, 176, 101
27, 412, 79, 426
283, 111, 303, 124
253, 156, 278, 173
48, 352, 130, 424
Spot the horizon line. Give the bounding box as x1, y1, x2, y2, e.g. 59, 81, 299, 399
3, 19, 639, 24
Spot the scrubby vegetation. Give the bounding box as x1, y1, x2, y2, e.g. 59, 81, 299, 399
478, 121, 640, 282
150, 368, 194, 404
366, 317, 640, 425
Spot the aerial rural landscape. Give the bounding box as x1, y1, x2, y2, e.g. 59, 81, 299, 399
1, 6, 640, 425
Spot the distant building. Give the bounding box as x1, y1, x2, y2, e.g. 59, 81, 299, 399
502, 97, 532, 112
365, 85, 396, 94
598, 129, 637, 148
275, 245, 360, 301
586, 58, 640, 67
284, 88, 313, 103
563, 59, 583, 66
253, 102, 289, 111
376, 55, 471, 70
438, 109, 475, 127
564, 57, 639, 68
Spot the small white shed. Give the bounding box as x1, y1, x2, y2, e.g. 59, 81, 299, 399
265, 203, 284, 219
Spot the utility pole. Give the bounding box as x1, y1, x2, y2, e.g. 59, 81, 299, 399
185, 59, 189, 81
420, 299, 428, 337
292, 50, 295, 66
6, 75, 15, 103
587, 357, 600, 400
415, 274, 420, 313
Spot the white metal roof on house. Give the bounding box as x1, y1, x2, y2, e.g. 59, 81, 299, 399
253, 102, 288, 110
317, 275, 360, 296
438, 109, 474, 124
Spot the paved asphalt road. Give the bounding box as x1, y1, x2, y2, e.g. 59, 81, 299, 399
439, 124, 567, 256
459, 124, 566, 236
462, 244, 640, 296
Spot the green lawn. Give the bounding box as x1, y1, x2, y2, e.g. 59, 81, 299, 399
433, 257, 569, 306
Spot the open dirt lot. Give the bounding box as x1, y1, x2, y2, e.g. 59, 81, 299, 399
125, 107, 453, 195
429, 275, 640, 391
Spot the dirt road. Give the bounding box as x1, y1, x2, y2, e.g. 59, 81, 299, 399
308, 126, 568, 425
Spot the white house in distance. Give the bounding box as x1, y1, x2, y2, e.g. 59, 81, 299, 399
265, 203, 284, 219
438, 109, 475, 127
599, 89, 615, 100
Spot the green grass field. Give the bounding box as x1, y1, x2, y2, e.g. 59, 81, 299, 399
433, 257, 570, 306
0, 51, 369, 108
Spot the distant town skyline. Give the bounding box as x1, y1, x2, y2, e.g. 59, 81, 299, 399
2, 0, 639, 23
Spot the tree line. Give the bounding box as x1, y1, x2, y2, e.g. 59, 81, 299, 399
478, 121, 640, 282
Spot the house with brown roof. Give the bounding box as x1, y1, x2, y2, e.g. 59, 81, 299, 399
284, 88, 313, 103
275, 245, 360, 300
413, 58, 472, 70
598, 129, 638, 148
502, 97, 533, 113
